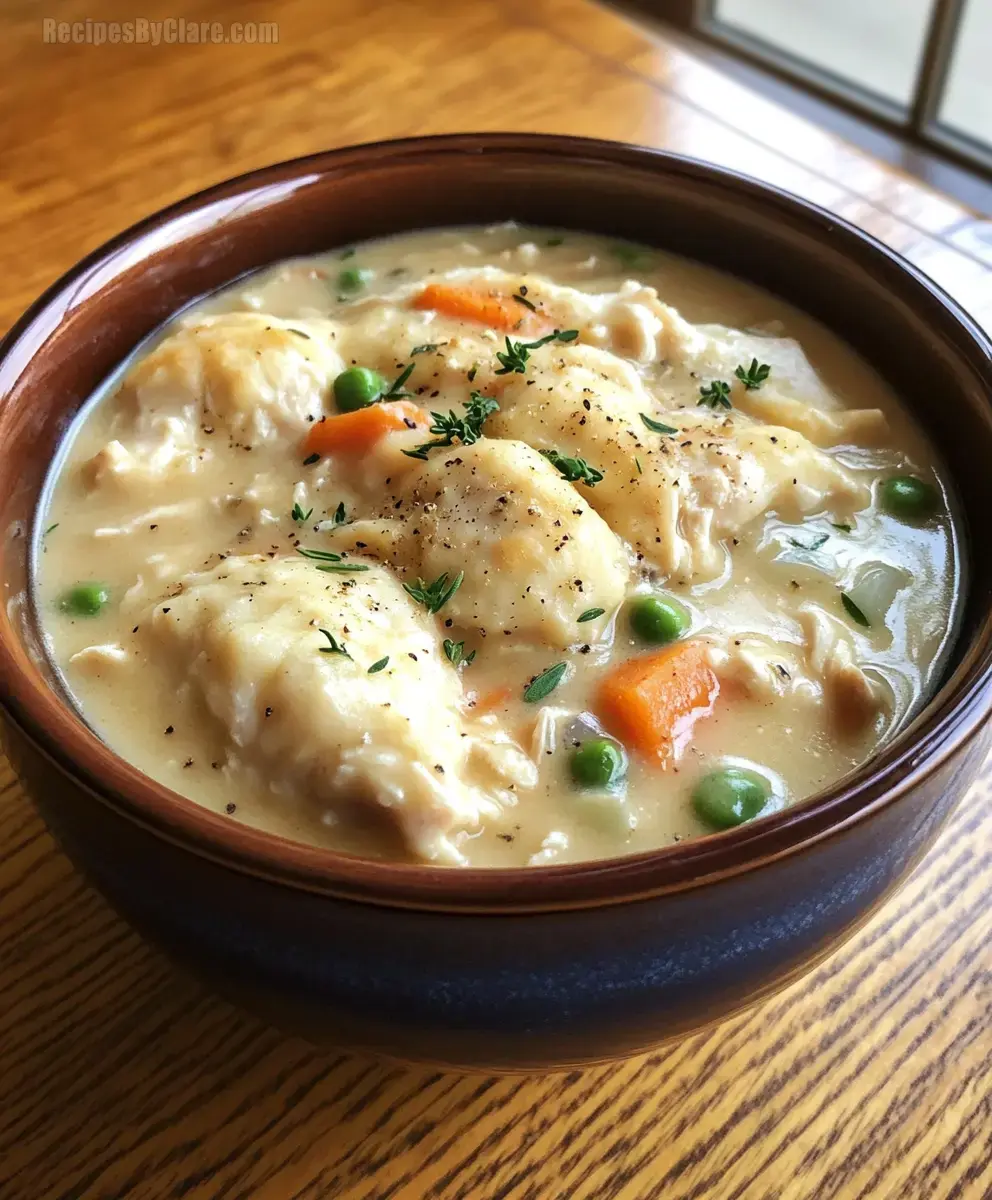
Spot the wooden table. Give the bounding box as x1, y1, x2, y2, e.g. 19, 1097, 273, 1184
2, 1, 991, 1195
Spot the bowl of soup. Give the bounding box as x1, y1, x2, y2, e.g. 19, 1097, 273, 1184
1, 135, 990, 1069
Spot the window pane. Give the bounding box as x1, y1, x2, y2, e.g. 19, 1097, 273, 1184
938, 0, 992, 149
713, 0, 934, 106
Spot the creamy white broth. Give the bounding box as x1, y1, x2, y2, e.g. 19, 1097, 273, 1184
35, 224, 960, 867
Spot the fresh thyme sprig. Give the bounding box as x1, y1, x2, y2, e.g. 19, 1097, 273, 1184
698, 379, 733, 410
734, 359, 771, 390
403, 571, 464, 614
318, 629, 350, 657
540, 448, 604, 486
296, 547, 369, 573
402, 392, 500, 461
443, 638, 476, 667
494, 329, 579, 375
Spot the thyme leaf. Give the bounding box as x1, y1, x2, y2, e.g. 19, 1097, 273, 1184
540, 448, 604, 486
523, 662, 568, 703
640, 413, 679, 435
318, 629, 350, 657
404, 571, 464, 614
494, 329, 579, 375
698, 379, 733, 410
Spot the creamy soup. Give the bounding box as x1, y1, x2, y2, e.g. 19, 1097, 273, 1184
35, 225, 960, 867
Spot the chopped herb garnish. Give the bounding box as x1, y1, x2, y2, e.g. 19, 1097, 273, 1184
297, 547, 369, 573
540, 448, 604, 486
577, 608, 605, 623
467, 362, 479, 382
635, 458, 643, 475
513, 290, 537, 313
494, 329, 579, 375
734, 359, 771, 390
523, 662, 568, 704
698, 379, 733, 410
381, 362, 416, 399
789, 533, 829, 552
411, 343, 441, 356
318, 628, 350, 657
367, 656, 390, 674
640, 413, 679, 435
443, 638, 476, 668
303, 452, 321, 466
611, 243, 647, 268
43, 523, 58, 536
546, 236, 564, 247
402, 392, 499, 461
404, 571, 464, 614
841, 593, 871, 628
332, 501, 348, 525
291, 502, 313, 523
832, 522, 853, 533
287, 328, 311, 340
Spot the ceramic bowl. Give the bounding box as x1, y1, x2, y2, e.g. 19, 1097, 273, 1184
1, 134, 990, 1070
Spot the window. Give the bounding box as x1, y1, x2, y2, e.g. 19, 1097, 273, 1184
938, 0, 992, 154
666, 0, 992, 179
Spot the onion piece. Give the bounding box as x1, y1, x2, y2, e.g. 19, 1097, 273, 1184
844, 561, 911, 628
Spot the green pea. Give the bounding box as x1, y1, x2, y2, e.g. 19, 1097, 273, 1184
570, 738, 626, 790
878, 475, 938, 522
627, 593, 690, 645
59, 583, 110, 617
692, 767, 769, 830
337, 267, 373, 293
333, 366, 385, 412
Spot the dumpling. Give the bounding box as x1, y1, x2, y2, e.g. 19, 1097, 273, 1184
331, 438, 630, 646
401, 268, 887, 447
489, 346, 869, 581
336, 300, 499, 395
394, 267, 709, 366
143, 554, 533, 863
83, 313, 343, 488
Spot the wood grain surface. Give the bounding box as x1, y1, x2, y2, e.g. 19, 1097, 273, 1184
2, 1, 991, 1196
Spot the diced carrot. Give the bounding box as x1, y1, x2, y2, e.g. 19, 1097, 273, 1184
594, 640, 719, 766
303, 400, 429, 458
412, 283, 547, 334
472, 685, 514, 715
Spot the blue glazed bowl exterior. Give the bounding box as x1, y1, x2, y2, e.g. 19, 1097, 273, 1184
4, 713, 988, 1070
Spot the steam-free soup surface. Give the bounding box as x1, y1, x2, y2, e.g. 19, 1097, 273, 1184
36, 225, 959, 866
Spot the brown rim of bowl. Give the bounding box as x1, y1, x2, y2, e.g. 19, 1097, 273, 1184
1, 133, 991, 914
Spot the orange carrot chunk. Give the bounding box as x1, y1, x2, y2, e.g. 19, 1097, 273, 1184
412, 283, 546, 334
472, 685, 514, 715
303, 400, 429, 459
594, 640, 719, 766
